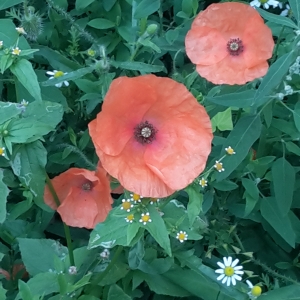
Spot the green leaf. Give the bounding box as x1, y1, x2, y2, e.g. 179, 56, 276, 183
293, 101, 300, 132
289, 0, 300, 25
260, 197, 295, 247
0, 102, 22, 125
257, 7, 298, 29
253, 52, 294, 107
211, 108, 233, 132
108, 284, 131, 300
10, 141, 50, 210
103, 0, 117, 11
0, 171, 10, 224
0, 283, 6, 300
213, 180, 238, 191
18, 238, 68, 276
242, 178, 259, 200
10, 59, 42, 102
88, 18, 115, 29
259, 284, 300, 299
143, 205, 172, 256
110, 60, 165, 73
134, 0, 160, 19
75, 0, 95, 10
185, 185, 202, 226
205, 90, 256, 108
0, 0, 24, 10
286, 141, 300, 156
272, 158, 295, 215
18, 281, 34, 300
216, 115, 262, 181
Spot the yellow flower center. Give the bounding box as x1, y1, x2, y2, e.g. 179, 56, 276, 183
200, 179, 207, 187
12, 48, 21, 55
251, 286, 262, 297
0, 148, 4, 155
224, 266, 234, 277
87, 49, 96, 56
215, 162, 223, 171
178, 233, 186, 240
132, 193, 140, 201
122, 202, 131, 210
260, 0, 268, 3
226, 147, 235, 155
127, 214, 134, 221
54, 71, 64, 78
141, 215, 150, 222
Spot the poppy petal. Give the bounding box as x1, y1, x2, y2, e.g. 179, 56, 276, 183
185, 26, 228, 65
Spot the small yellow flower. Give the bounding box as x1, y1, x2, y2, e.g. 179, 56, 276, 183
139, 212, 151, 225
125, 214, 134, 223
246, 280, 262, 299
12, 47, 21, 55
199, 178, 208, 188
0, 147, 5, 156
225, 146, 236, 155
150, 198, 160, 205
214, 161, 224, 172
130, 193, 143, 203
16, 27, 26, 35
176, 231, 188, 243
87, 49, 96, 57
120, 199, 133, 212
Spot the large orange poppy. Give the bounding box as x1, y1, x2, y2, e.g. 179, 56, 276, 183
44, 168, 112, 229
88, 75, 213, 198
185, 2, 274, 85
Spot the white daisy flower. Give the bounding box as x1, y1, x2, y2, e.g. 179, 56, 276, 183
250, 0, 280, 9
280, 4, 291, 16
46, 70, 69, 88
215, 256, 244, 286
246, 280, 262, 299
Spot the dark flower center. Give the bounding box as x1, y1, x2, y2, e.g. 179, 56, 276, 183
227, 38, 244, 56
82, 181, 93, 191
134, 121, 157, 145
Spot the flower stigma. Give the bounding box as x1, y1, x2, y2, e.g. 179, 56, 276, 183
82, 182, 92, 191
139, 212, 152, 225
227, 38, 244, 56
134, 120, 157, 144
125, 214, 134, 223
54, 71, 65, 78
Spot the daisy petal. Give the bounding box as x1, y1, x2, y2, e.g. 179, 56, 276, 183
226, 277, 231, 286
235, 270, 244, 275
233, 274, 242, 281
246, 280, 253, 288
217, 262, 225, 269
215, 269, 224, 274
64, 81, 69, 87
222, 276, 227, 284
234, 265, 243, 270
227, 256, 232, 266
231, 276, 236, 286
46, 71, 54, 75
217, 274, 225, 281
231, 258, 239, 267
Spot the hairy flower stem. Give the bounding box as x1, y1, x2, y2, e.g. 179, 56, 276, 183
45, 173, 75, 266
92, 246, 123, 284
252, 258, 300, 286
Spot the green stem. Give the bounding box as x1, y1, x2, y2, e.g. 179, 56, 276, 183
270, 26, 285, 64
233, 232, 246, 252
92, 246, 123, 284
45, 173, 75, 266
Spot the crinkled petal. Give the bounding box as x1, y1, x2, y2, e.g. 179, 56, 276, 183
57, 187, 98, 229
243, 14, 274, 68
191, 2, 260, 40
99, 138, 175, 198
185, 26, 228, 65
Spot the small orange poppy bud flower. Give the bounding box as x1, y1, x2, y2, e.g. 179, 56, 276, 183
185, 2, 274, 85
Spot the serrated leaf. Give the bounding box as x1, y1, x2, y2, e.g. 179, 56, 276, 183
10, 59, 42, 102
272, 158, 295, 215
18, 238, 68, 276
260, 197, 295, 247
257, 7, 298, 29
211, 108, 233, 132
216, 115, 262, 181
0, 171, 10, 224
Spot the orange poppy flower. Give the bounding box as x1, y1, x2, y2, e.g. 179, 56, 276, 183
44, 168, 113, 229
89, 75, 213, 198
185, 2, 274, 85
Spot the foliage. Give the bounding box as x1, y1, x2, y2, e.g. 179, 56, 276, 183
0, 0, 300, 299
